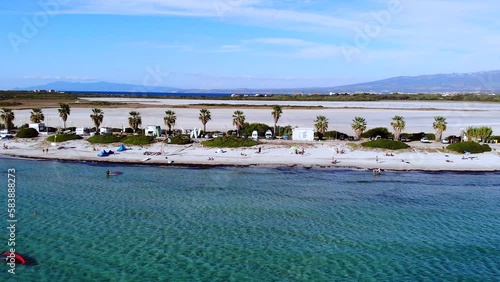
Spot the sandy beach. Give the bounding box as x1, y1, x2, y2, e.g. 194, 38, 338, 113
1, 136, 499, 172
2, 98, 500, 171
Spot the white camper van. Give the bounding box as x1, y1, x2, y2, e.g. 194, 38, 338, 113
76, 127, 90, 136
251, 130, 259, 141
265, 130, 273, 139
99, 127, 113, 134
29, 123, 46, 133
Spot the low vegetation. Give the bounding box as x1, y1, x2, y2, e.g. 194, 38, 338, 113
361, 139, 410, 150
122, 135, 155, 145
46, 134, 83, 142
447, 142, 492, 154
15, 128, 39, 138
167, 134, 192, 145
201, 136, 259, 148
87, 134, 126, 144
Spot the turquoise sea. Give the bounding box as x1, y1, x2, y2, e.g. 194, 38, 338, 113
1, 157, 499, 281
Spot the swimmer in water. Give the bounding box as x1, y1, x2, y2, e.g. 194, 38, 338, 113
106, 170, 110, 176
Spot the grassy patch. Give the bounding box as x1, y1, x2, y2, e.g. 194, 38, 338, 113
16, 128, 39, 138
87, 134, 126, 144
167, 134, 192, 145
122, 135, 155, 145
361, 139, 410, 150
447, 141, 492, 154
201, 136, 259, 148
0, 102, 23, 107
46, 134, 83, 142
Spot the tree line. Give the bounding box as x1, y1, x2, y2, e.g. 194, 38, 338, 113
0, 105, 495, 142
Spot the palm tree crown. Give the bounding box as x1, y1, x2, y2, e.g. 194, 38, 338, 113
58, 103, 71, 129
90, 108, 104, 130
351, 116, 367, 140
432, 116, 447, 141
199, 109, 211, 133
163, 110, 176, 135
271, 105, 283, 136
30, 108, 45, 123
232, 110, 245, 136
314, 115, 329, 134
0, 108, 15, 132
391, 115, 406, 140
128, 111, 142, 133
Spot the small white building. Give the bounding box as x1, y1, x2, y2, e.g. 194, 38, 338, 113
292, 128, 314, 141
29, 123, 46, 133
145, 125, 161, 137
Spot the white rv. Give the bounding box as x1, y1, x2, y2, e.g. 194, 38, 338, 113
145, 125, 161, 137
265, 130, 273, 139
29, 123, 46, 133
76, 127, 90, 136
99, 127, 113, 134
251, 130, 259, 141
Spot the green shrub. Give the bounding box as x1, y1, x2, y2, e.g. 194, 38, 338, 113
277, 125, 293, 137
324, 130, 350, 139
16, 128, 39, 138
361, 139, 410, 150
46, 134, 83, 142
122, 135, 155, 145
202, 136, 259, 148
167, 134, 192, 145
88, 134, 126, 144
362, 127, 393, 139
447, 141, 491, 154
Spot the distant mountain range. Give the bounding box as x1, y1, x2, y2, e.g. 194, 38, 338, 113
18, 81, 181, 93
18, 70, 500, 94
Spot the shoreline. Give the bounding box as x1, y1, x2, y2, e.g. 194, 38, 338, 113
3, 154, 500, 173
2, 138, 499, 172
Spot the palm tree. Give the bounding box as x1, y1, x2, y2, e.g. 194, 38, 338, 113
271, 105, 283, 136
314, 115, 329, 135
30, 108, 45, 123
199, 109, 211, 133
163, 110, 176, 135
432, 116, 447, 141
128, 111, 142, 133
0, 108, 15, 133
351, 116, 367, 140
391, 115, 405, 141
232, 110, 245, 137
58, 103, 71, 129
90, 108, 104, 131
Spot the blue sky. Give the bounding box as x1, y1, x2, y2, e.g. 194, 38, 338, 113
1, 0, 499, 89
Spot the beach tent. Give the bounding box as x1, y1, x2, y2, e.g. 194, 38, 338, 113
117, 144, 127, 152
97, 150, 109, 157
107, 150, 114, 155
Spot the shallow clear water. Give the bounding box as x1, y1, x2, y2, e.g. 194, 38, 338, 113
1, 157, 499, 281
